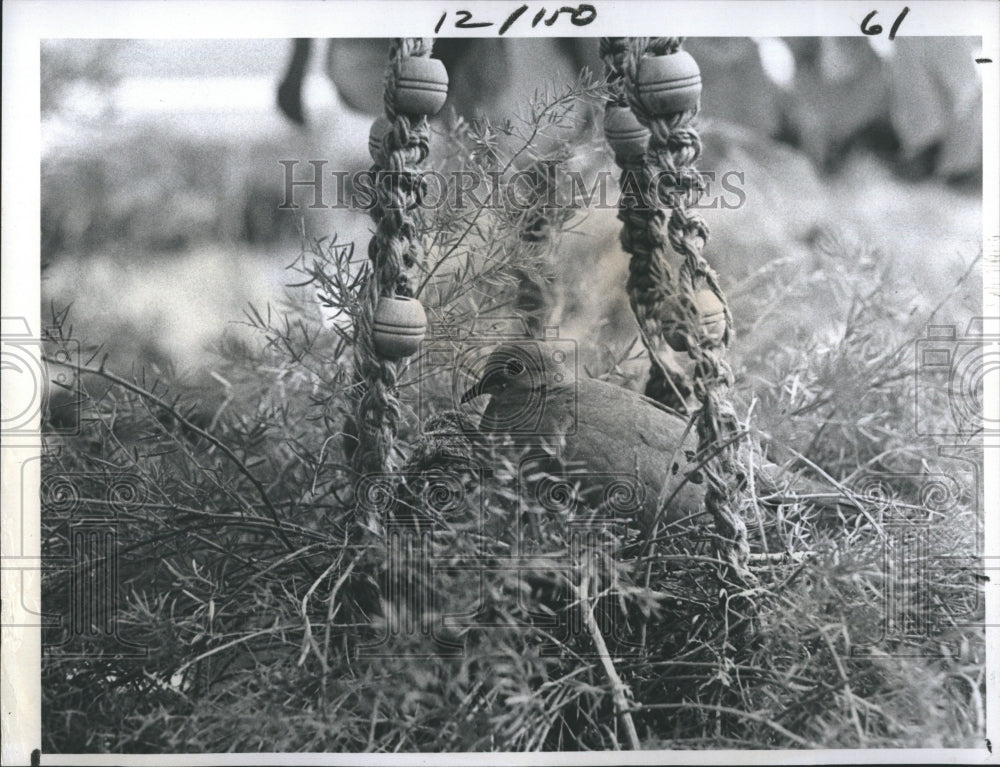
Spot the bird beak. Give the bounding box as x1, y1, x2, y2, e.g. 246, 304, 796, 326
461, 355, 515, 404
461, 366, 502, 403
460, 380, 485, 404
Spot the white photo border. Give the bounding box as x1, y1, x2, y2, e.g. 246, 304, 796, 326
2, 2, 997, 764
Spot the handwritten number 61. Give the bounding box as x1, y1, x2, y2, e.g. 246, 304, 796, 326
861, 7, 910, 40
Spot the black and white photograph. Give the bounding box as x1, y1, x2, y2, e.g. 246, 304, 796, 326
2, 1, 998, 762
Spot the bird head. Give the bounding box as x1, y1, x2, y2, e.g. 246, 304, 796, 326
460, 341, 574, 404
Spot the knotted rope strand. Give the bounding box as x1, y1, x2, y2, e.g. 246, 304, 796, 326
601, 37, 692, 412
351, 37, 435, 478
606, 37, 753, 583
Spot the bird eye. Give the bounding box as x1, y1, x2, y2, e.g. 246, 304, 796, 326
505, 357, 526, 377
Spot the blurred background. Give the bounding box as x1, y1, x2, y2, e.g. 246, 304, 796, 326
40, 37, 983, 395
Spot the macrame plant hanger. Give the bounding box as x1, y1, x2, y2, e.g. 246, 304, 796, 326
351, 37, 447, 480
601, 36, 754, 587
350, 36, 753, 592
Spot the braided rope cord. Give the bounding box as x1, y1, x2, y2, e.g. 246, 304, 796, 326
351, 37, 435, 477
603, 37, 753, 582
600, 37, 692, 412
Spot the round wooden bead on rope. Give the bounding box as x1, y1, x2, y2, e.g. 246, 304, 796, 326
393, 56, 449, 116
369, 115, 393, 164
603, 105, 651, 164
351, 38, 441, 477
636, 50, 702, 115
609, 37, 755, 590
659, 285, 728, 353
372, 295, 428, 359
692, 287, 727, 347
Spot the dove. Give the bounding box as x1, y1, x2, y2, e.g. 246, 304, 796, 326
460, 342, 708, 527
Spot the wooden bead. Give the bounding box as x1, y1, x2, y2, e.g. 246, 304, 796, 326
368, 116, 392, 163
393, 56, 449, 116
603, 105, 650, 163
693, 288, 727, 347
661, 288, 727, 352
373, 296, 427, 358
636, 51, 702, 115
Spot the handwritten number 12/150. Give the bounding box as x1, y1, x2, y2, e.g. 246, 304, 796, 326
435, 5, 597, 35
861, 7, 910, 40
